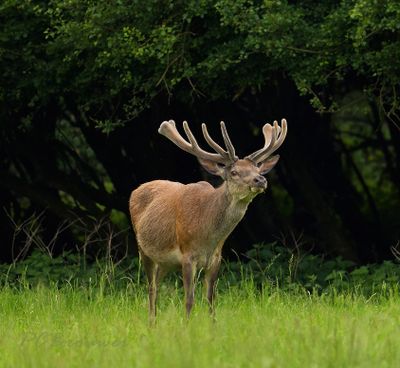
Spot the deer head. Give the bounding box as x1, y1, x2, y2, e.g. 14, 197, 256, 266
158, 119, 287, 200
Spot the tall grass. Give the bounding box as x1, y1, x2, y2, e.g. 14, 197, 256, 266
1, 279, 400, 368
1, 216, 400, 367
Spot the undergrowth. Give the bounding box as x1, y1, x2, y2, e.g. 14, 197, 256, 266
1, 242, 399, 295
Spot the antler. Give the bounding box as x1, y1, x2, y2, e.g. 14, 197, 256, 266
245, 119, 287, 164
158, 120, 238, 165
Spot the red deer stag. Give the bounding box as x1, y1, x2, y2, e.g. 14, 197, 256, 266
129, 119, 287, 320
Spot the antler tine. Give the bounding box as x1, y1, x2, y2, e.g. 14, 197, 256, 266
202, 123, 229, 158
220, 121, 237, 161
257, 119, 287, 162
245, 119, 287, 164
158, 120, 192, 153
158, 120, 232, 164
202, 122, 238, 162
262, 123, 275, 150
245, 123, 275, 162
270, 118, 287, 154
273, 120, 279, 139
183, 121, 200, 149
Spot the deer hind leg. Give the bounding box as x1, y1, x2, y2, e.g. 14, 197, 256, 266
182, 259, 197, 318
204, 254, 222, 319
140, 251, 166, 324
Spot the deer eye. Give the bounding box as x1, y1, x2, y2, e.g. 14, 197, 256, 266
231, 170, 238, 176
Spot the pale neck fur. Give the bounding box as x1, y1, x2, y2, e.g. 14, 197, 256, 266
207, 182, 256, 240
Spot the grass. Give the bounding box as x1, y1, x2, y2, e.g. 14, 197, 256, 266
1, 280, 400, 368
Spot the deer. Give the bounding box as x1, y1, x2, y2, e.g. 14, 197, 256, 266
129, 118, 287, 321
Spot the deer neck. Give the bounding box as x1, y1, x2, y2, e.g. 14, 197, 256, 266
209, 182, 254, 239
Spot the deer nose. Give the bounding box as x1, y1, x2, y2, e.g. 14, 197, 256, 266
253, 175, 267, 188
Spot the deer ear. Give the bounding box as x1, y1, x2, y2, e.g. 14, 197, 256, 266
258, 155, 280, 175
198, 158, 225, 177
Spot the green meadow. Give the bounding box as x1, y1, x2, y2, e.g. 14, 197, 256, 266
1, 280, 400, 368
1, 245, 400, 367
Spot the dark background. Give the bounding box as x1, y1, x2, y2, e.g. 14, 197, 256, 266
1, 0, 399, 264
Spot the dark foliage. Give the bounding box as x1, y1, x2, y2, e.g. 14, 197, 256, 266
1, 0, 399, 263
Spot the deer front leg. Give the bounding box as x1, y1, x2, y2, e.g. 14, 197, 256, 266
205, 253, 222, 319
182, 260, 197, 318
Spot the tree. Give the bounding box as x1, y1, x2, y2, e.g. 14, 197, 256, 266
1, 0, 399, 262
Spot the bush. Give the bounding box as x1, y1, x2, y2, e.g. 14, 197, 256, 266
1, 242, 399, 294
0, 249, 140, 289
222, 242, 400, 293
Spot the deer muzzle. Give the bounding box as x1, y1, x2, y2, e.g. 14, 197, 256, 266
252, 175, 267, 191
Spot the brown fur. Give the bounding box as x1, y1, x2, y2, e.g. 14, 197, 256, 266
129, 158, 279, 321
130, 118, 287, 321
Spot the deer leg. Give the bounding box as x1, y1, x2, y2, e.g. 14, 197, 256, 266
140, 252, 164, 324
182, 260, 197, 318
205, 254, 221, 318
